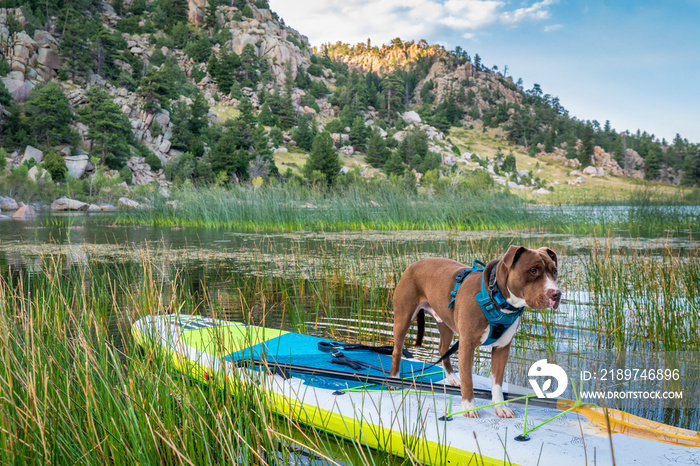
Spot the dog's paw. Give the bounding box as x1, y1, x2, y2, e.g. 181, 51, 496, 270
446, 373, 461, 386
461, 399, 479, 418
494, 404, 515, 418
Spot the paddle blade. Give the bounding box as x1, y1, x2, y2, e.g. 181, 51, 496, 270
557, 399, 700, 447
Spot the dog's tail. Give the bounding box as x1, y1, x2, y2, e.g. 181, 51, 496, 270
415, 309, 425, 347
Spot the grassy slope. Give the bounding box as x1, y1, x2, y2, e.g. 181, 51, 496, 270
263, 113, 691, 203
447, 125, 689, 203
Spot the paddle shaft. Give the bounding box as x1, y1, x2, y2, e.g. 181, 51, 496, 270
241, 359, 558, 409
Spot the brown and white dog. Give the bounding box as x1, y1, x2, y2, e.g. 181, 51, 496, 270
389, 246, 561, 418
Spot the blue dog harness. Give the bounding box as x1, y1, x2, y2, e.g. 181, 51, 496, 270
447, 260, 525, 346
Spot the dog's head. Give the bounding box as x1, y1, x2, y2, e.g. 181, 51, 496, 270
495, 246, 562, 310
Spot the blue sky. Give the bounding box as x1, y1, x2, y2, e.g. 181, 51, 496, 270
268, 0, 699, 143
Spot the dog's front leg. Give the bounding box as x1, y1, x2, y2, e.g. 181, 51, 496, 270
457, 343, 480, 418
491, 344, 515, 418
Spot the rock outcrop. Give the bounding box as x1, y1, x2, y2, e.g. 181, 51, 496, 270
591, 146, 624, 176
0, 9, 60, 87
22, 145, 43, 164
217, 5, 311, 82
326, 41, 443, 74
65, 155, 90, 179
0, 196, 18, 210
126, 156, 168, 186
51, 197, 89, 211
623, 148, 645, 179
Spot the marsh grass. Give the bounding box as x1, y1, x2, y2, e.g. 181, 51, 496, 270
0, 256, 404, 465
2, 233, 699, 464
117, 184, 699, 237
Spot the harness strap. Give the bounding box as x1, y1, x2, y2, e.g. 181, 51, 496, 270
447, 259, 487, 309
318, 341, 413, 358
329, 351, 390, 373
475, 263, 525, 346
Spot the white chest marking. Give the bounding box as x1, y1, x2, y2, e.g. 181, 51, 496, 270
506, 288, 527, 308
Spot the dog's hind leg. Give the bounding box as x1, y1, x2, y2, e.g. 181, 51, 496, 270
437, 323, 459, 386
390, 282, 420, 378
411, 301, 441, 347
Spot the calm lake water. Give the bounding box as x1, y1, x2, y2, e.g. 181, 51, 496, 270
1, 208, 698, 435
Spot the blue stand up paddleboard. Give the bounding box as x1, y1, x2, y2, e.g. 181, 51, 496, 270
132, 314, 700, 466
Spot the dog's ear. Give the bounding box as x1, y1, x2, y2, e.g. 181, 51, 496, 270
502, 245, 527, 268
539, 247, 558, 266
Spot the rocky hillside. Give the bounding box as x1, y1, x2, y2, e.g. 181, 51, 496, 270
0, 0, 331, 197
0, 0, 698, 217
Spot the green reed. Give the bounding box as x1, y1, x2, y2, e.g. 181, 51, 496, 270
0, 255, 395, 465
115, 183, 699, 237
2, 231, 698, 464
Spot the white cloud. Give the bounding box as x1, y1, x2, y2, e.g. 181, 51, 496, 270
543, 24, 564, 32
500, 0, 558, 27
442, 0, 504, 29
269, 0, 560, 46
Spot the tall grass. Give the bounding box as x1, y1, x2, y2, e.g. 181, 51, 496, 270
116, 183, 700, 236
0, 256, 392, 465
1, 234, 698, 464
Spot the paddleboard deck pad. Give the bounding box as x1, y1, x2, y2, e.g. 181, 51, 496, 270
132, 314, 700, 466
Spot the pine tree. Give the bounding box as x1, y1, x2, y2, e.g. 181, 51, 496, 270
205, 0, 219, 30
365, 129, 389, 168
59, 10, 93, 80
257, 102, 276, 126
398, 128, 429, 168
79, 87, 133, 168
215, 50, 241, 95
159, 0, 188, 30
381, 73, 405, 125
383, 151, 404, 176
240, 43, 259, 87
170, 100, 193, 152
210, 122, 250, 181
578, 123, 594, 166
304, 131, 341, 185
544, 128, 555, 153
138, 68, 172, 112
238, 96, 256, 125
25, 82, 74, 148
293, 114, 315, 152
268, 126, 284, 147
252, 123, 278, 177
681, 148, 700, 186
349, 116, 368, 151
644, 145, 663, 181
189, 91, 210, 136
613, 138, 624, 165
0, 79, 11, 106
2, 104, 31, 149
278, 63, 297, 130
207, 53, 220, 79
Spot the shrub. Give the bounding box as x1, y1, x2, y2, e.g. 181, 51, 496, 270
324, 119, 344, 134
43, 150, 68, 181
145, 151, 162, 171
119, 166, 133, 184
0, 59, 10, 77
268, 126, 284, 147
